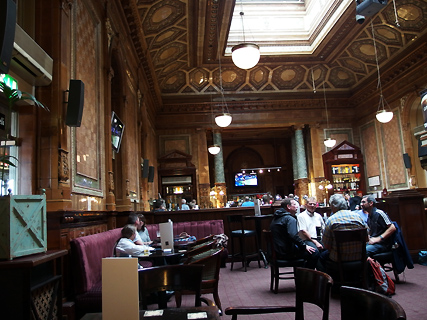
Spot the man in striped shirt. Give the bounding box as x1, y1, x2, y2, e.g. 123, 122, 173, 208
361, 194, 396, 257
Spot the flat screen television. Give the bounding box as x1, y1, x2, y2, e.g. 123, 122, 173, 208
111, 111, 125, 152
234, 172, 258, 187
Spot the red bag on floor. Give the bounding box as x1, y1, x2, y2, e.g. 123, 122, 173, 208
367, 257, 395, 296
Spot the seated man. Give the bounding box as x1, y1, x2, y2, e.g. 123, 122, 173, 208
297, 197, 325, 253
115, 225, 151, 257
181, 199, 190, 210
361, 194, 396, 257
241, 196, 255, 207
317, 194, 368, 273
270, 198, 319, 269
127, 212, 144, 245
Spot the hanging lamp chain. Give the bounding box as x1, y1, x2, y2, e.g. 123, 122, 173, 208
323, 82, 329, 129
311, 68, 316, 93
371, 21, 390, 113
392, 0, 400, 27
239, 0, 246, 43
216, 13, 229, 115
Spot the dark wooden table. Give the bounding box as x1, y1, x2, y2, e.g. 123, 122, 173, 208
81, 306, 221, 320
244, 214, 274, 267
134, 249, 185, 266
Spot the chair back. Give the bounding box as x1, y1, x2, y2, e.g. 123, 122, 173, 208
333, 228, 368, 287
175, 248, 224, 310
227, 214, 245, 233
138, 264, 203, 309
186, 247, 224, 281
295, 268, 333, 320
340, 286, 406, 320
185, 240, 216, 258
189, 234, 215, 247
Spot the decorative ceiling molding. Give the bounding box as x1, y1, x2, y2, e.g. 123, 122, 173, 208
124, 0, 427, 108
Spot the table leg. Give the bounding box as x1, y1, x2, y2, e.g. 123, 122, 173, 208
254, 219, 268, 268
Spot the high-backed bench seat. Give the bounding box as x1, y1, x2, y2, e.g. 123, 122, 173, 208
70, 219, 224, 318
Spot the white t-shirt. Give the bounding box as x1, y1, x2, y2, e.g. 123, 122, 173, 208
115, 238, 149, 257
297, 209, 325, 239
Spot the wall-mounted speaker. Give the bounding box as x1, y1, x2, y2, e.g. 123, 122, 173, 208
0, 0, 16, 74
66, 80, 85, 127
148, 166, 155, 183
142, 159, 149, 178
403, 153, 411, 169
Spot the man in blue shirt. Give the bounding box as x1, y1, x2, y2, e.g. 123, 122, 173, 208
241, 196, 255, 207
181, 199, 190, 210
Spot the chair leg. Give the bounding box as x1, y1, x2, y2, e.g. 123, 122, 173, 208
241, 237, 247, 272
175, 292, 182, 308
391, 261, 400, 283
274, 265, 279, 294
213, 289, 222, 313
256, 234, 261, 269
230, 237, 235, 271
270, 264, 274, 291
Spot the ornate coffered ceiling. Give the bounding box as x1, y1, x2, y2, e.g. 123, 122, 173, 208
123, 0, 427, 111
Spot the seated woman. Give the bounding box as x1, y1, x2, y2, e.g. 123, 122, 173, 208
137, 214, 153, 245
115, 224, 152, 257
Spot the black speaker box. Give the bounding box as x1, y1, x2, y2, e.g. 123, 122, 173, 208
148, 166, 155, 182
66, 80, 85, 127
403, 153, 411, 169
142, 159, 149, 178
0, 0, 16, 74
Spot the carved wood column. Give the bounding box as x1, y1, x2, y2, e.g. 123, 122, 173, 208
36, 0, 73, 210
196, 128, 210, 209
105, 67, 116, 210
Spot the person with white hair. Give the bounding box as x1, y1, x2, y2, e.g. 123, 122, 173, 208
317, 193, 368, 273
181, 198, 190, 210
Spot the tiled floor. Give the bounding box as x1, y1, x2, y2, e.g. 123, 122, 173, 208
179, 262, 427, 319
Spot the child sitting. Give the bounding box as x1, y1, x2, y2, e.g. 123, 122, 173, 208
115, 224, 152, 257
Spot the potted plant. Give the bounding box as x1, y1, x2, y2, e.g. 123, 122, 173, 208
0, 79, 49, 260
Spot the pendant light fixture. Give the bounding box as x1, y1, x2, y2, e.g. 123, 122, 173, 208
208, 96, 221, 155
371, 21, 393, 124
322, 81, 336, 148
208, 144, 221, 155
231, 1, 260, 70
215, 18, 232, 128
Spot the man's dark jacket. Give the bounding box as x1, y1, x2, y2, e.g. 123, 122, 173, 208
270, 208, 306, 257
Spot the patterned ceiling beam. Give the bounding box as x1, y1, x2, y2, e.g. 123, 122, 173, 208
122, 0, 162, 106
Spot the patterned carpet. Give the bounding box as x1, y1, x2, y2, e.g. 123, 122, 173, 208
178, 261, 427, 320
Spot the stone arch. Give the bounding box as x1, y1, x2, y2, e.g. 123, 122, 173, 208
401, 87, 427, 188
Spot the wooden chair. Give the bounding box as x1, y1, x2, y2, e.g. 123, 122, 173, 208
372, 250, 400, 282
263, 230, 305, 294
138, 264, 215, 309
227, 214, 261, 272
225, 267, 333, 320
189, 234, 215, 247
329, 228, 368, 288
340, 286, 406, 320
175, 247, 224, 312
184, 240, 216, 259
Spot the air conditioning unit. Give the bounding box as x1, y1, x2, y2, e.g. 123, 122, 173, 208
356, 0, 388, 17
10, 24, 53, 86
